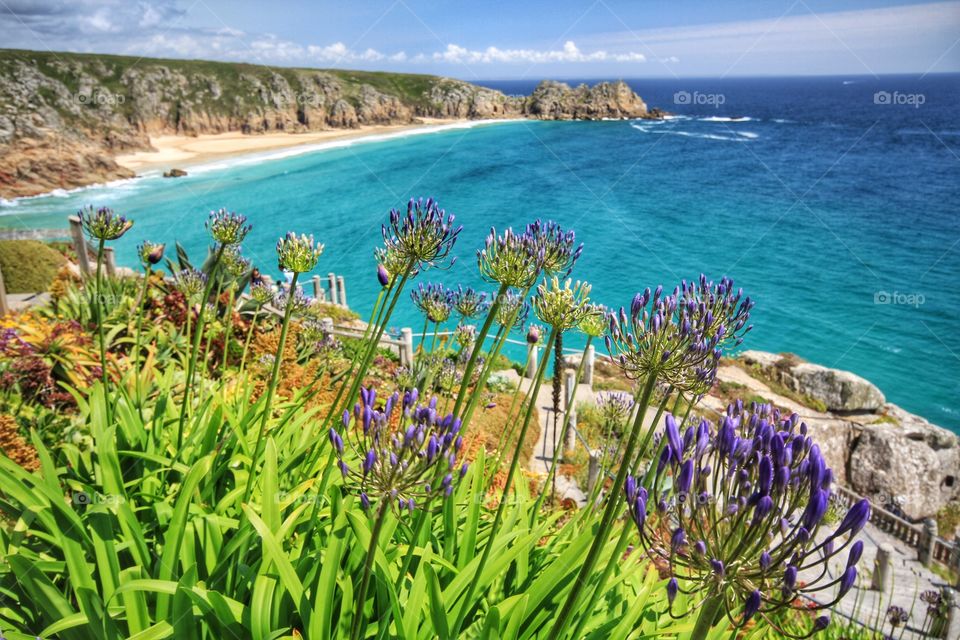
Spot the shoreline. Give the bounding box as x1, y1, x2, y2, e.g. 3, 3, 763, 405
115, 118, 487, 173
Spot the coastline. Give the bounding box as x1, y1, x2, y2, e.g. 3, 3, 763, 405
115, 118, 481, 173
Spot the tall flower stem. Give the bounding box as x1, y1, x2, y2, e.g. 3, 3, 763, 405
452, 282, 509, 417
177, 244, 226, 448
244, 272, 299, 502
549, 372, 658, 638
350, 499, 390, 640
451, 328, 558, 636
238, 308, 260, 379
456, 323, 507, 434
133, 266, 152, 414
535, 336, 591, 514
94, 239, 108, 387
221, 286, 236, 370
691, 594, 725, 640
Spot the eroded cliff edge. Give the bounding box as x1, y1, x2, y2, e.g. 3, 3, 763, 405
0, 49, 658, 199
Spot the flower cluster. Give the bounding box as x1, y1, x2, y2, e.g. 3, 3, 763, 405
175, 268, 207, 302
607, 276, 752, 395
78, 206, 133, 241
496, 290, 530, 330
454, 323, 476, 350
277, 232, 324, 273
578, 303, 608, 338
381, 197, 461, 275
410, 283, 454, 324
273, 286, 311, 315
451, 286, 488, 319
596, 391, 634, 426
207, 209, 252, 246
526, 219, 583, 277
222, 247, 251, 279
533, 277, 591, 331
329, 387, 466, 510
137, 241, 165, 266
250, 281, 274, 306
626, 402, 869, 635
477, 227, 541, 288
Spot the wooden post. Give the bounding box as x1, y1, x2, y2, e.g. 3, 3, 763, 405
871, 543, 894, 592
527, 344, 538, 378
337, 275, 347, 308
103, 247, 117, 278
584, 344, 595, 387
0, 264, 8, 316
563, 369, 577, 454
320, 317, 334, 334
922, 518, 938, 567
400, 328, 413, 367
328, 272, 338, 306
311, 275, 322, 299
586, 450, 600, 496
68, 215, 90, 278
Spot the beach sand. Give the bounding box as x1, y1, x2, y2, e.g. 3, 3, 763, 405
115, 118, 467, 172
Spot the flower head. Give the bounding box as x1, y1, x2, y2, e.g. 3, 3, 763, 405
496, 290, 530, 330
626, 402, 869, 636
607, 276, 753, 395
137, 241, 165, 266
477, 227, 541, 288
222, 247, 251, 279
381, 197, 461, 275
374, 244, 408, 284
207, 209, 251, 246
78, 206, 133, 241
273, 286, 311, 315
411, 283, 454, 324
596, 391, 634, 425
250, 281, 274, 306
526, 219, 583, 277
277, 232, 324, 273
454, 323, 476, 350
175, 268, 207, 301
329, 387, 465, 510
533, 277, 591, 330
578, 303, 608, 338
452, 285, 489, 320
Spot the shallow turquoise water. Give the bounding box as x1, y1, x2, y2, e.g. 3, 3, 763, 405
3, 75, 959, 431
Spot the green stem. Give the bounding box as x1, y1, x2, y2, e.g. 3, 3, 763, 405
221, 287, 236, 371
450, 328, 558, 636
350, 499, 390, 640
238, 308, 260, 379
94, 239, 107, 387
548, 372, 658, 638
244, 271, 299, 502
534, 336, 591, 516
133, 267, 151, 417
451, 282, 509, 418
691, 594, 725, 640
177, 244, 226, 448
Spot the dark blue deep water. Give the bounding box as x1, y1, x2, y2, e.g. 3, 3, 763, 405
3, 75, 959, 430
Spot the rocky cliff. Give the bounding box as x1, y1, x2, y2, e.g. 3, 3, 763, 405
728, 351, 960, 527
0, 49, 659, 199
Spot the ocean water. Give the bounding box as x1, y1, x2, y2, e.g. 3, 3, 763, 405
2, 75, 958, 431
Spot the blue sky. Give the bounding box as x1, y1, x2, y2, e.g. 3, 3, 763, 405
1, 0, 958, 77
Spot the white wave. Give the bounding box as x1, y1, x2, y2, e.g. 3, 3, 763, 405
699, 116, 754, 122
630, 123, 755, 142
184, 119, 524, 175
736, 131, 759, 139
772, 118, 795, 124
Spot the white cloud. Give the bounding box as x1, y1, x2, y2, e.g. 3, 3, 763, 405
431, 40, 646, 64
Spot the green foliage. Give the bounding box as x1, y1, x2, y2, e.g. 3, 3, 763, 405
0, 240, 65, 293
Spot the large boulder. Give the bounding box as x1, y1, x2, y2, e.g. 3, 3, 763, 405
848, 409, 960, 520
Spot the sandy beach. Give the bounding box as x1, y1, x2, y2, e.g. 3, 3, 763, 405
115, 118, 469, 172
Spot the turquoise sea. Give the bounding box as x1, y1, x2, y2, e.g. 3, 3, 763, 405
2, 75, 958, 431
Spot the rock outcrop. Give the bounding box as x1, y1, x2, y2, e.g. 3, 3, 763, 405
0, 50, 661, 199
727, 351, 959, 522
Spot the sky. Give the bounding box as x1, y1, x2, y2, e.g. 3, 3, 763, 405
0, 0, 958, 78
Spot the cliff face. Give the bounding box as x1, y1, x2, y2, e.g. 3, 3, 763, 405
0, 49, 658, 198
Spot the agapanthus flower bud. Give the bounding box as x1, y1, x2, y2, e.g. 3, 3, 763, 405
666, 578, 678, 604
526, 324, 541, 345
276, 232, 324, 273
533, 277, 591, 330
743, 590, 762, 621
138, 241, 165, 266
377, 264, 390, 287
175, 268, 207, 301
78, 205, 133, 241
